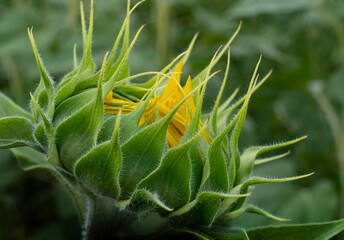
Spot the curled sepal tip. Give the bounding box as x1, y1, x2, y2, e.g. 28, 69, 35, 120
220, 204, 290, 222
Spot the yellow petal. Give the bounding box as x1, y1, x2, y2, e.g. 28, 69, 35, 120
166, 123, 183, 147
161, 59, 184, 102
157, 100, 187, 132
183, 76, 196, 112
138, 97, 159, 126
104, 97, 137, 115
104, 90, 113, 104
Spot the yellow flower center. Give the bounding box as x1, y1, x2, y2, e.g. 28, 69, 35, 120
103, 60, 211, 147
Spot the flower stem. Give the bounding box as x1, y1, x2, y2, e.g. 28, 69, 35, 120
312, 91, 344, 218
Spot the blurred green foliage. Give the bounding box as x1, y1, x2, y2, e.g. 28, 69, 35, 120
1, 0, 344, 239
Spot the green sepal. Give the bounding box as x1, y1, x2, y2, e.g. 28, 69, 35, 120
27, 28, 55, 118
0, 117, 36, 148
200, 100, 243, 193
30, 93, 62, 167
235, 136, 307, 185
230, 56, 261, 175
246, 218, 344, 240
33, 122, 49, 152
254, 151, 290, 166
0, 92, 33, 120
103, 0, 137, 81
216, 69, 272, 135
201, 133, 230, 193
180, 51, 207, 145
30, 81, 47, 123
114, 85, 148, 101
169, 226, 213, 240
179, 46, 222, 197
195, 223, 250, 240
33, 122, 47, 148
217, 88, 241, 115
119, 112, 176, 199
118, 94, 153, 144
53, 88, 96, 126
208, 227, 249, 240
97, 115, 117, 144
102, 59, 130, 92
55, 56, 104, 171
167, 192, 250, 227
211, 48, 231, 136
120, 189, 173, 213
119, 81, 204, 199
191, 22, 242, 90
173, 223, 249, 240
136, 125, 206, 210
189, 143, 204, 200
74, 111, 122, 199
201, 64, 257, 192
179, 74, 208, 198
220, 204, 289, 222
74, 73, 99, 92
55, 0, 95, 105
215, 94, 243, 134
55, 54, 95, 106
103, 24, 145, 101
119, 60, 130, 82
136, 32, 199, 90
231, 173, 314, 212
212, 88, 239, 134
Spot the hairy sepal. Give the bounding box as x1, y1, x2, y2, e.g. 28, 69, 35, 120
231, 173, 314, 212
235, 136, 308, 185
53, 88, 97, 126
74, 110, 122, 199
119, 189, 173, 213
220, 204, 289, 222
30, 93, 62, 167
55, 53, 105, 171
0, 92, 33, 120
55, 0, 95, 105
119, 78, 207, 200
136, 124, 207, 210
27, 28, 55, 119
167, 191, 250, 227
0, 117, 36, 149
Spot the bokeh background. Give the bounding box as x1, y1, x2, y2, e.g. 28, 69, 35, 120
1, 0, 344, 239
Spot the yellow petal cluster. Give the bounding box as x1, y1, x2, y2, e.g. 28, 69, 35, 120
103, 60, 210, 147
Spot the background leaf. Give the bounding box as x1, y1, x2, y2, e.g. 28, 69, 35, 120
247, 219, 344, 240
228, 0, 326, 18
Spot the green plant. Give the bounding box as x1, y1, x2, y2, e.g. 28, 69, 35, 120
1, 1, 344, 239
310, 81, 344, 219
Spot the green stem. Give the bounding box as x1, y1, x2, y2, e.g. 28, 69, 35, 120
48, 169, 89, 234
312, 91, 344, 218
83, 195, 170, 240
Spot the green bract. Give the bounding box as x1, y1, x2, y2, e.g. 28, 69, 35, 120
1, 1, 343, 239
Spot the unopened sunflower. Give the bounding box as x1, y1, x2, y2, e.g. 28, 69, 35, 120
0, 0, 316, 239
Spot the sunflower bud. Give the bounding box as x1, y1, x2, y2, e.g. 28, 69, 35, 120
0, 0, 312, 239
